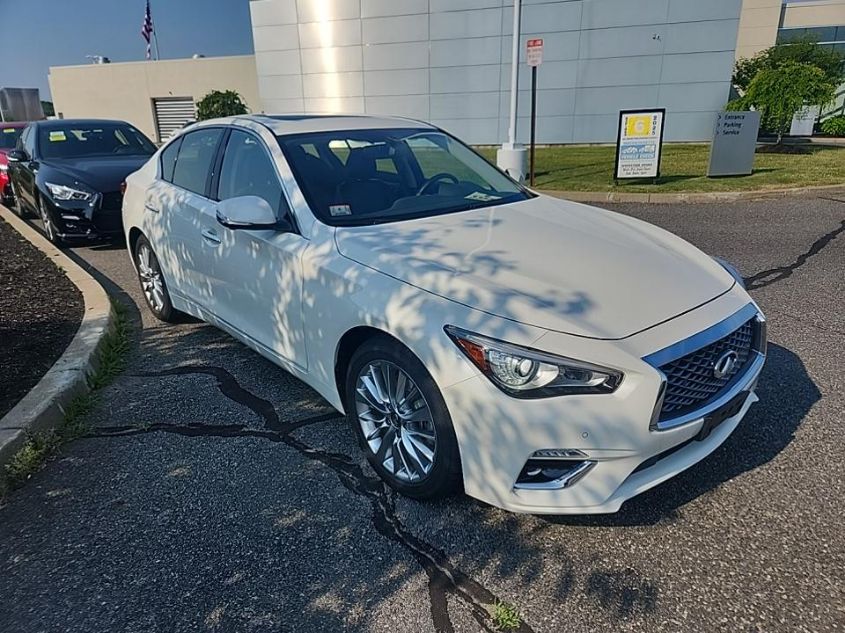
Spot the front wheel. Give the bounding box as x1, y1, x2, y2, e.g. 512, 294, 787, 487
346, 337, 462, 500
134, 235, 178, 323
38, 196, 62, 245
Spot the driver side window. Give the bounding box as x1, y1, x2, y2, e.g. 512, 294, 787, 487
218, 130, 288, 219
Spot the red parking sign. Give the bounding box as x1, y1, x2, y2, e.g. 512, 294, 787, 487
527, 38, 543, 67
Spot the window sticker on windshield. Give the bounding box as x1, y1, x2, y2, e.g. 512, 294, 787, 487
48, 131, 67, 142
464, 191, 501, 202
3, 128, 15, 134
329, 204, 352, 217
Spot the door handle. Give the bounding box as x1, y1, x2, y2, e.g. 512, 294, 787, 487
201, 228, 221, 245
144, 203, 160, 214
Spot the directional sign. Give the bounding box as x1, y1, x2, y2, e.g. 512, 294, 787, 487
527, 38, 543, 67
708, 111, 760, 177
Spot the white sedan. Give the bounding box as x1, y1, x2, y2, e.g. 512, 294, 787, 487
123, 115, 766, 514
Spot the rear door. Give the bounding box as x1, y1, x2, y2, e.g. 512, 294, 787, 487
201, 128, 308, 367
153, 127, 225, 309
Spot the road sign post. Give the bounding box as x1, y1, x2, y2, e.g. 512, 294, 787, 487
526, 38, 543, 187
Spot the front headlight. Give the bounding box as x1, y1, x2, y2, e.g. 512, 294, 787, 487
45, 182, 93, 202
712, 256, 745, 289
444, 326, 623, 399
0, 164, 7, 172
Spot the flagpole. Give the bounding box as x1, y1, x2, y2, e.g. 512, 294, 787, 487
153, 30, 161, 61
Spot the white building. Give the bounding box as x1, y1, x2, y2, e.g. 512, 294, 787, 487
249, 0, 744, 144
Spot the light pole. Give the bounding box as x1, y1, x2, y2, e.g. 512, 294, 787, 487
497, 0, 527, 182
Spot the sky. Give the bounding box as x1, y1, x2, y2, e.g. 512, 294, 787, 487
0, 0, 255, 100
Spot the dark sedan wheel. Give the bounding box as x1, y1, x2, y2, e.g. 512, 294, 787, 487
38, 197, 63, 246
346, 336, 462, 500
7, 183, 28, 218
134, 235, 178, 323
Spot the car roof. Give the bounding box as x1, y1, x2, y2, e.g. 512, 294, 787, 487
230, 114, 437, 136
1, 121, 27, 128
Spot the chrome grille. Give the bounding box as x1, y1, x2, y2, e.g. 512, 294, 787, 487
658, 319, 755, 420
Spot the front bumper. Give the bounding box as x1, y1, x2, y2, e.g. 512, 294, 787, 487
442, 288, 765, 514
43, 192, 123, 239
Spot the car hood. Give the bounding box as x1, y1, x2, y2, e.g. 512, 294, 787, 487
41, 155, 150, 191
335, 195, 735, 340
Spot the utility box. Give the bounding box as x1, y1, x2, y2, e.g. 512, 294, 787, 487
0, 88, 45, 122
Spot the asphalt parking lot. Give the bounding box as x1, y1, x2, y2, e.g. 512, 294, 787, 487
1, 194, 843, 632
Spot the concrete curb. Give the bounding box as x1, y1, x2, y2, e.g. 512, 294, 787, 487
0, 205, 114, 467
540, 183, 845, 204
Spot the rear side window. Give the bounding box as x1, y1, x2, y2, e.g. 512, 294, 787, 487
159, 137, 182, 182
171, 128, 224, 196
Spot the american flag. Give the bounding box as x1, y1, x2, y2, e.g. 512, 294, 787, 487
141, 0, 154, 60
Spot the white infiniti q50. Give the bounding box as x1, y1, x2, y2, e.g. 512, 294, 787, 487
122, 115, 766, 514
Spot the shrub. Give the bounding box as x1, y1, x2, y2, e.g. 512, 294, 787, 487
196, 90, 248, 121
820, 115, 845, 137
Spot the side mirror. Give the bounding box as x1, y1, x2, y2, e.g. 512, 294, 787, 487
216, 195, 291, 232
7, 149, 27, 163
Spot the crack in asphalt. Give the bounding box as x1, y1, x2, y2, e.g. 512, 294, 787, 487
743, 219, 845, 291
89, 365, 535, 633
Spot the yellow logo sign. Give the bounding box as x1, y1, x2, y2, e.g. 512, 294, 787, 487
625, 115, 652, 138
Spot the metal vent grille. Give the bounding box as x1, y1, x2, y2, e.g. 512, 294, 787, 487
658, 319, 754, 420
153, 97, 196, 143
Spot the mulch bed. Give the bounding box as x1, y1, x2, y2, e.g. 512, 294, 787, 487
0, 218, 84, 419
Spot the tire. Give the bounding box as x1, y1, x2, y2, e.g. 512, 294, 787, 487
8, 183, 28, 218
134, 235, 179, 323
346, 336, 462, 500
37, 195, 65, 246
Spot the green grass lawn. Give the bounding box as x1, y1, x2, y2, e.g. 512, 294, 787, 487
476, 144, 845, 193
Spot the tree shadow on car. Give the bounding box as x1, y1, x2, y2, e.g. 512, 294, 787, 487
542, 342, 818, 527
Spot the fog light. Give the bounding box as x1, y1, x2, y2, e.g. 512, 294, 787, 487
514, 458, 595, 490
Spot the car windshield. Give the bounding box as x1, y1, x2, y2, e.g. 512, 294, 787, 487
0, 126, 23, 150
277, 128, 531, 226
38, 123, 156, 160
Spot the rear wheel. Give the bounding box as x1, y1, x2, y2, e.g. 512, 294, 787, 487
346, 337, 462, 500
5, 183, 24, 217
134, 235, 178, 323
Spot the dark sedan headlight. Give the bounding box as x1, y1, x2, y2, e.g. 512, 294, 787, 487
45, 182, 93, 202
713, 256, 745, 289
445, 326, 623, 399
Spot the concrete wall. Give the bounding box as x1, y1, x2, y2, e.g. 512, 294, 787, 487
735, 0, 781, 60
250, 0, 742, 144
736, 0, 845, 60
49, 56, 260, 142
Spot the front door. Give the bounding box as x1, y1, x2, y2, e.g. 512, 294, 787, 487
201, 129, 307, 367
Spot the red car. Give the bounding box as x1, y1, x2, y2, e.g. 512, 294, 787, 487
0, 122, 26, 205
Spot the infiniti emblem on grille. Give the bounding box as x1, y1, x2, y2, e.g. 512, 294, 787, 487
713, 351, 739, 379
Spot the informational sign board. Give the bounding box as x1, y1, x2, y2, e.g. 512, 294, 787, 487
708, 111, 760, 177
789, 105, 820, 137
614, 109, 665, 181
526, 38, 543, 67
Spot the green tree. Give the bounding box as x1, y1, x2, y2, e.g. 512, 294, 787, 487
729, 61, 837, 143
196, 90, 248, 121
732, 38, 845, 94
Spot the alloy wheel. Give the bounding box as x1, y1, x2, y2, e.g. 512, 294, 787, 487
355, 360, 438, 482
137, 243, 166, 313
39, 199, 56, 242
